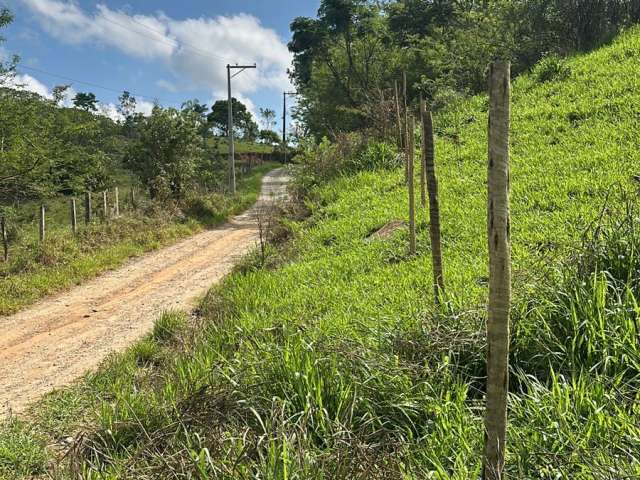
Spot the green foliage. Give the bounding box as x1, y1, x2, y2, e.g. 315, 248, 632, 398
209, 97, 259, 139
125, 106, 204, 200
532, 53, 572, 83
73, 92, 98, 112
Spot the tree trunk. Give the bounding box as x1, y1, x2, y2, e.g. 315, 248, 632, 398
421, 98, 445, 304
1, 216, 8, 262
483, 61, 512, 480
407, 115, 416, 256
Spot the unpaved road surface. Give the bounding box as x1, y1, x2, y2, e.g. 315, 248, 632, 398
0, 168, 289, 417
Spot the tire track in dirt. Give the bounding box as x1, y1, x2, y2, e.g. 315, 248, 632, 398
0, 168, 289, 417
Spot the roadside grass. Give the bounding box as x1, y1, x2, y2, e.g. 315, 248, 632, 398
3, 28, 640, 479
0, 162, 279, 316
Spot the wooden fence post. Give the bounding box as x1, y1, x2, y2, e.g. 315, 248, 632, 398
403, 72, 409, 184
394, 79, 404, 153
1, 216, 8, 262
407, 115, 416, 256
70, 198, 77, 235
114, 187, 120, 217
39, 204, 46, 242
85, 192, 92, 224
419, 95, 427, 208
421, 98, 445, 304
483, 60, 512, 480
130, 188, 136, 211
102, 190, 108, 222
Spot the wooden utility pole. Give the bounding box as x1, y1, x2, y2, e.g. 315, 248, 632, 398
39, 205, 45, 242
421, 98, 445, 304
407, 115, 416, 255
1, 216, 8, 262
85, 192, 92, 224
70, 198, 77, 235
483, 61, 512, 480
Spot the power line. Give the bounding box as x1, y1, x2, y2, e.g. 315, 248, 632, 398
99, 14, 240, 65
16, 65, 184, 106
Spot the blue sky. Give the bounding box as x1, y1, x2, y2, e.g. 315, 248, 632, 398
1, 0, 318, 129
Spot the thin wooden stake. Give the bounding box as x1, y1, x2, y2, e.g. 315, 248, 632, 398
403, 72, 409, 184
407, 115, 416, 256
419, 95, 427, 208
130, 188, 136, 211
114, 187, 120, 217
421, 98, 445, 304
102, 190, 108, 222
70, 198, 77, 235
483, 61, 511, 480
394, 80, 404, 152
1, 216, 8, 262
85, 192, 92, 224
39, 204, 45, 242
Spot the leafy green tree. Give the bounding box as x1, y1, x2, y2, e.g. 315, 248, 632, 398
259, 129, 280, 145
259, 108, 277, 131
125, 106, 203, 200
0, 8, 18, 83
208, 98, 257, 139
73, 92, 98, 112
52, 84, 71, 106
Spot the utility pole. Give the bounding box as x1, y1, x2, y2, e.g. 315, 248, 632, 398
227, 63, 257, 194
282, 91, 298, 164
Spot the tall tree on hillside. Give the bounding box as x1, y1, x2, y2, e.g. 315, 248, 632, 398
0, 8, 17, 83
118, 91, 137, 118
208, 98, 257, 138
73, 92, 98, 112
483, 61, 511, 480
52, 85, 71, 106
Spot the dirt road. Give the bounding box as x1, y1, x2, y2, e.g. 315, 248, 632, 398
0, 168, 289, 417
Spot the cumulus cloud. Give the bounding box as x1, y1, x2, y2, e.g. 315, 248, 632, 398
20, 0, 293, 102
2, 73, 51, 98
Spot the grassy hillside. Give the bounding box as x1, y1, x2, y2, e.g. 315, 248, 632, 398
3, 28, 640, 479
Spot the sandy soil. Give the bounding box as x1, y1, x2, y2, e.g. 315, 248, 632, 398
0, 168, 289, 417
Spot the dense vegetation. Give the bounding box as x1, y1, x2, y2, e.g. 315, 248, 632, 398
289, 0, 640, 138
3, 20, 640, 480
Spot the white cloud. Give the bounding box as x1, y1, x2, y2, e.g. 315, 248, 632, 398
20, 0, 293, 99
135, 99, 155, 116
97, 102, 122, 122
2, 73, 51, 98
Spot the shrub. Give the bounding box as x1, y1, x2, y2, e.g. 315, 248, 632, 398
533, 53, 571, 83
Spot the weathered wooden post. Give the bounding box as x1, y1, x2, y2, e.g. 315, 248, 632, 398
39, 204, 45, 242
102, 190, 108, 222
114, 187, 120, 217
70, 198, 77, 235
483, 61, 512, 480
419, 95, 427, 208
130, 187, 136, 211
85, 192, 92, 225
421, 98, 445, 304
403, 72, 409, 184
407, 115, 416, 256
394, 79, 404, 153
1, 216, 8, 262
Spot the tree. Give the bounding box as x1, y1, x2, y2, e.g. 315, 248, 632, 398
259, 108, 277, 131
208, 98, 256, 138
259, 129, 280, 145
73, 92, 98, 112
52, 85, 71, 106
483, 61, 511, 480
0, 8, 18, 84
118, 91, 137, 118
125, 106, 203, 200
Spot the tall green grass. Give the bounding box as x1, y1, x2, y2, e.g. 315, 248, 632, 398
2, 26, 640, 480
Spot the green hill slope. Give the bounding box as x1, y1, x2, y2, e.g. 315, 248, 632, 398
3, 28, 640, 480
